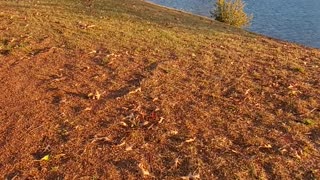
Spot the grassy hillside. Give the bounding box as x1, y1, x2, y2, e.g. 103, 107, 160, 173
0, 0, 319, 179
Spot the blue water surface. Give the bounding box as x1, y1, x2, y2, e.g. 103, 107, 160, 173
148, 0, 320, 48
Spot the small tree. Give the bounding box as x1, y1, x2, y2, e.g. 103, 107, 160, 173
211, 0, 252, 28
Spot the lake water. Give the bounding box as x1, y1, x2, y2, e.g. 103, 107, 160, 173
148, 0, 320, 49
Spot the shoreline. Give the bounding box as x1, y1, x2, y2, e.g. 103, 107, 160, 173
143, 0, 320, 50
143, 0, 216, 22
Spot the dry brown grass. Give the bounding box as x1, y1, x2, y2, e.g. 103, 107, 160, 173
0, 0, 319, 179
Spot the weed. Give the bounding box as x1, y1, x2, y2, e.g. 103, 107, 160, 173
102, 56, 110, 64
0, 47, 10, 56
302, 119, 314, 126
291, 66, 305, 73
211, 0, 252, 28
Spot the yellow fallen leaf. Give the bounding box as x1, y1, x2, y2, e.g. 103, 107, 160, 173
41, 155, 50, 161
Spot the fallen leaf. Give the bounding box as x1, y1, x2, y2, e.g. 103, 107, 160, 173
159, 117, 165, 124
120, 121, 128, 127
139, 163, 151, 176
129, 87, 141, 94
181, 173, 200, 179
125, 145, 133, 151
117, 141, 126, 147
185, 138, 196, 143
41, 155, 50, 161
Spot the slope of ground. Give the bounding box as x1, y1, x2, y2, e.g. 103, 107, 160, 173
0, 0, 319, 179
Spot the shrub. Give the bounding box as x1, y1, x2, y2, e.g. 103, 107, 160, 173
211, 0, 252, 28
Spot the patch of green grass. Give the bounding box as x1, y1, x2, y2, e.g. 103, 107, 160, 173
302, 119, 315, 126
290, 63, 305, 73
291, 65, 305, 73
